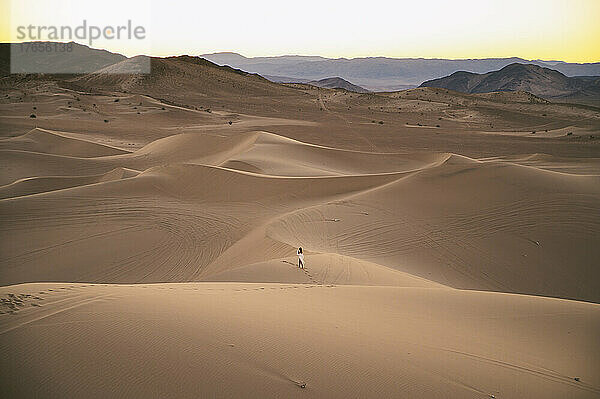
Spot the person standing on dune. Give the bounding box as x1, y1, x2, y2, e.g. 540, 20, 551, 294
297, 247, 305, 269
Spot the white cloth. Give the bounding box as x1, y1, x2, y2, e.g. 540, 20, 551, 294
297, 250, 304, 264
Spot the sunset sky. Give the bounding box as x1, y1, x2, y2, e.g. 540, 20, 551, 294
2, 0, 599, 62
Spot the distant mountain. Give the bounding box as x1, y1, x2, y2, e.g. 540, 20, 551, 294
201, 52, 327, 66
200, 52, 600, 92
263, 74, 369, 92
1, 42, 126, 75
307, 77, 369, 93
419, 63, 600, 103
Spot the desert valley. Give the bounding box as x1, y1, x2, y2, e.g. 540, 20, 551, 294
0, 42, 599, 398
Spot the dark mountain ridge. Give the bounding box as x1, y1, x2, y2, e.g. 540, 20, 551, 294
419, 63, 600, 104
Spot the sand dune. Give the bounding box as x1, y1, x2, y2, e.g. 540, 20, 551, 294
0, 167, 138, 199
268, 154, 600, 302
1, 129, 598, 301
205, 253, 446, 287
1, 62, 599, 398
221, 132, 449, 176
1, 283, 598, 398
0, 163, 405, 285
482, 153, 600, 175
0, 127, 129, 157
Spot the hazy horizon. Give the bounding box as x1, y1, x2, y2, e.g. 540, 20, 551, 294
197, 51, 600, 64
5, 41, 600, 65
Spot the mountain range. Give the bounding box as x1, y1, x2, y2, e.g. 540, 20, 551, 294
420, 63, 600, 104
2, 42, 599, 105
200, 52, 600, 91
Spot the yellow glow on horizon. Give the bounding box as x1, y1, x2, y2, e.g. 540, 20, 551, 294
2, 0, 599, 63
0, 1, 10, 42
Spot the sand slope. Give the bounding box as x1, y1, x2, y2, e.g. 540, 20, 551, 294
205, 253, 446, 287
1, 283, 598, 398
0, 127, 129, 157
267, 154, 600, 301
1, 130, 599, 302
0, 167, 138, 199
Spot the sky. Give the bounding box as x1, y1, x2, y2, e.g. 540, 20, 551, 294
2, 0, 599, 62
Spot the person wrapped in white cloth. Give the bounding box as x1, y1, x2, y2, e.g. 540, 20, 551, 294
297, 247, 305, 269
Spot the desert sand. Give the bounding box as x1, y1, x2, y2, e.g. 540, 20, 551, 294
1, 58, 599, 398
